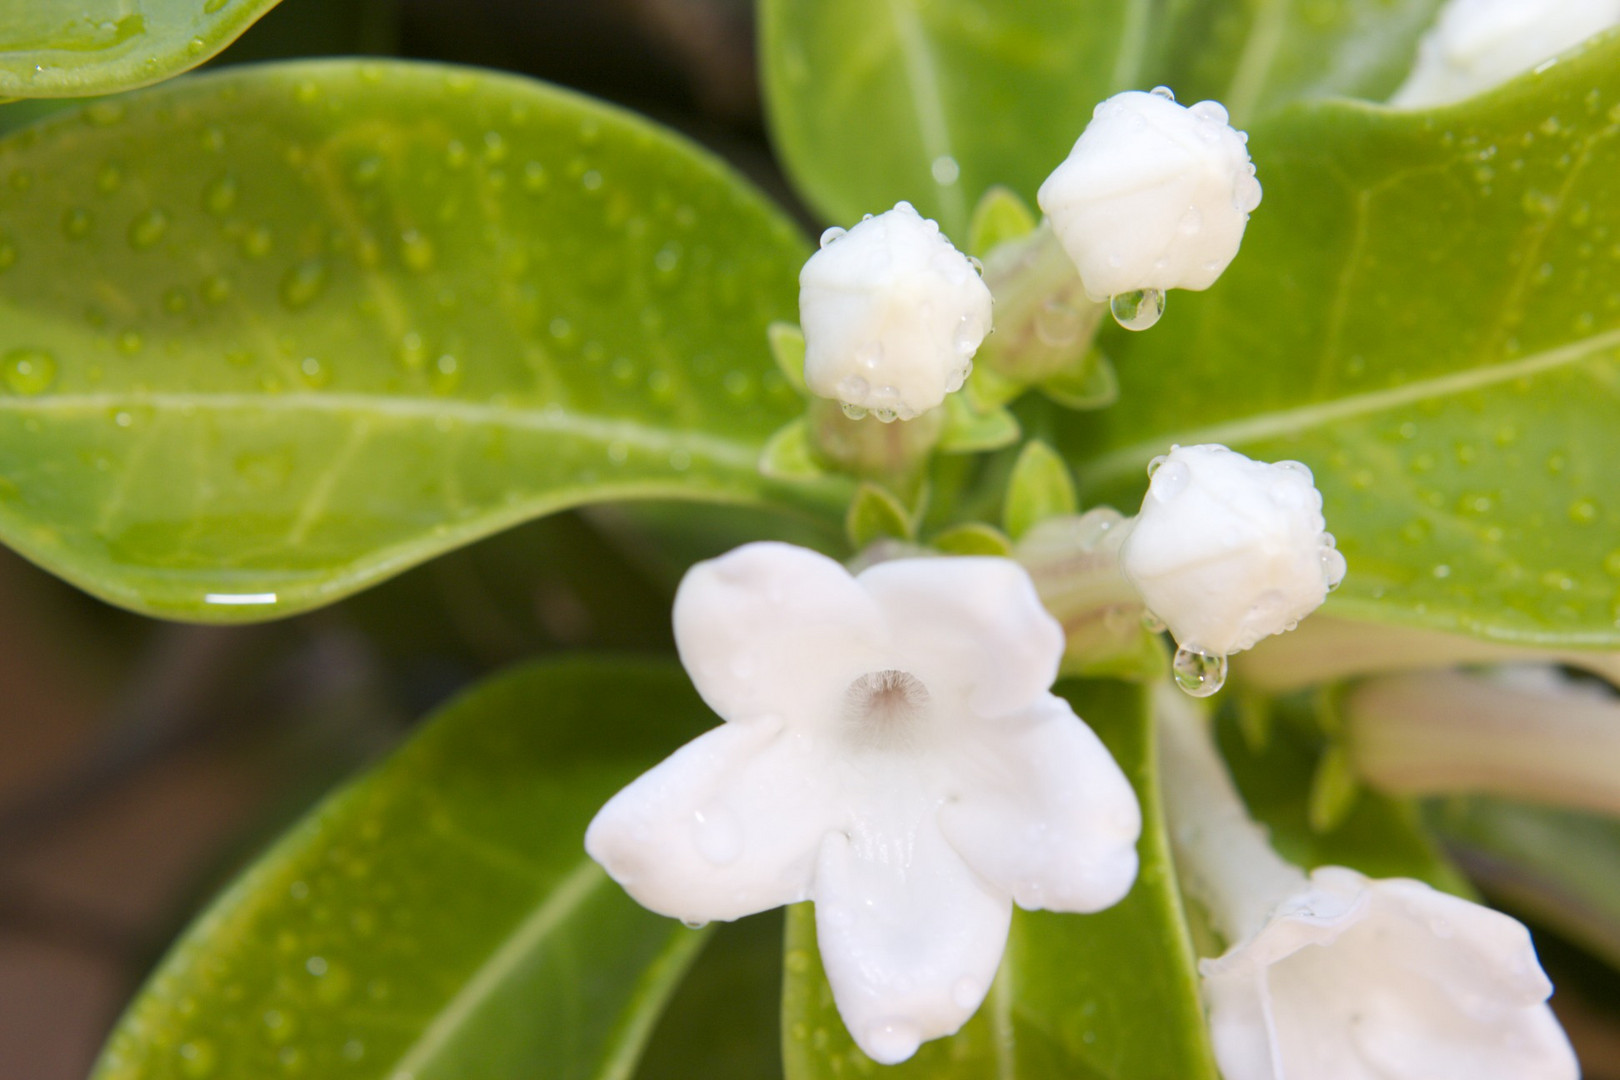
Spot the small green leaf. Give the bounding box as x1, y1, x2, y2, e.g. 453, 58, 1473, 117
1308, 741, 1363, 834
767, 320, 808, 394
1039, 350, 1119, 411
1003, 438, 1077, 539
937, 391, 1020, 453
1071, 34, 1620, 646
929, 521, 1011, 556
759, 419, 829, 482
759, 0, 1170, 237
0, 0, 286, 99
93, 657, 720, 1080
0, 61, 845, 622
782, 679, 1219, 1079
845, 481, 913, 548
967, 184, 1036, 256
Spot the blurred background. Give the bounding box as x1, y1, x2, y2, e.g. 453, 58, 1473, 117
1, 1, 1617, 1076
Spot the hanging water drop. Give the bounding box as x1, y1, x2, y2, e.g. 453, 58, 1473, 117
127, 208, 170, 249
819, 226, 847, 248
841, 402, 868, 420
1141, 611, 1166, 634
1109, 288, 1165, 331
1172, 645, 1227, 697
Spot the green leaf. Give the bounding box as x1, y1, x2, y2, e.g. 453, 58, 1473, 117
782, 679, 1219, 1079
0, 61, 845, 622
759, 0, 1165, 237
767, 320, 809, 394
0, 0, 286, 99
1039, 349, 1118, 411
1070, 33, 1620, 646
1002, 438, 1077, 539
93, 656, 719, 1080
1160, 0, 1444, 126
967, 184, 1036, 256
929, 521, 1011, 556
938, 390, 1020, 453
636, 912, 785, 1080
1431, 797, 1620, 970
845, 481, 913, 548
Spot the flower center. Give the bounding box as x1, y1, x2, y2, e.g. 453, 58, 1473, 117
845, 669, 930, 747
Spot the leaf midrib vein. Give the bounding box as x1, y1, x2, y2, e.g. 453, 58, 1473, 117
885, 0, 967, 231
1080, 325, 1620, 487
385, 860, 608, 1078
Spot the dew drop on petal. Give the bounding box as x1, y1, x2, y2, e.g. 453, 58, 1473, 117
691, 806, 743, 865
819, 226, 846, 248
1110, 288, 1165, 331
841, 402, 868, 420
1150, 85, 1176, 101
1172, 645, 1227, 697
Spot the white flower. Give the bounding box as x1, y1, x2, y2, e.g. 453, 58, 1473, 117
1201, 866, 1578, 1080
1121, 445, 1345, 658
585, 542, 1141, 1064
799, 201, 992, 421
1391, 0, 1620, 108
1036, 89, 1260, 302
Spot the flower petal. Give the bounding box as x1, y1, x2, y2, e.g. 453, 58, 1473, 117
673, 542, 889, 726
1202, 868, 1578, 1080
813, 813, 1011, 1065
585, 720, 843, 923
936, 694, 1141, 913
858, 556, 1063, 718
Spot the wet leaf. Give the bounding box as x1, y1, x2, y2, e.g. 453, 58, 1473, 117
0, 61, 845, 622
93, 657, 718, 1080
759, 0, 1170, 237
782, 679, 1219, 1080
0, 0, 285, 99
1069, 33, 1620, 646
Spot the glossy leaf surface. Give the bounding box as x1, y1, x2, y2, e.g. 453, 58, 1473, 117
759, 0, 1163, 237
1070, 34, 1620, 646
94, 657, 717, 1080
0, 61, 841, 621
0, 0, 284, 98
1161, 0, 1444, 124
782, 679, 1218, 1079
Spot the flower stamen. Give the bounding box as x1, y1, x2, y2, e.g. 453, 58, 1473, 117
846, 669, 930, 743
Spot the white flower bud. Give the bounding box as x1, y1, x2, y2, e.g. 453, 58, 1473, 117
799, 202, 992, 422
1121, 445, 1346, 658
1391, 0, 1620, 108
1036, 89, 1260, 302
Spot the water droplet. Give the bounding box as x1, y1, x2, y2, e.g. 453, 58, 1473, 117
127, 208, 169, 249
279, 258, 329, 310
1569, 498, 1599, 524
841, 402, 868, 420
523, 161, 549, 193
239, 224, 273, 260
178, 1038, 217, 1078
1110, 288, 1165, 331
682, 918, 709, 930
581, 169, 604, 192
1172, 645, 1227, 697
819, 226, 846, 248
1148, 459, 1190, 500
930, 154, 960, 185
482, 130, 508, 164
95, 162, 123, 194
1150, 85, 1176, 101
400, 229, 435, 272
201, 273, 232, 305
430, 353, 461, 393
855, 341, 884, 369
298, 355, 330, 388
1141, 611, 1167, 633
4, 349, 56, 395
61, 207, 93, 239
117, 330, 144, 354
